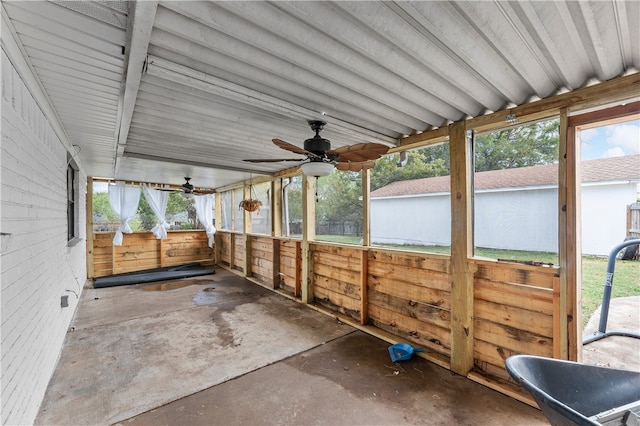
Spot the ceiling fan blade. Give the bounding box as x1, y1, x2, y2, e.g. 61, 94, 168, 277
243, 158, 305, 163
273, 138, 319, 158
335, 160, 376, 172
327, 143, 389, 162
194, 189, 216, 195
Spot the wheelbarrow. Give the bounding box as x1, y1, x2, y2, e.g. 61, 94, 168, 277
506, 354, 640, 425
583, 238, 640, 345
388, 343, 424, 362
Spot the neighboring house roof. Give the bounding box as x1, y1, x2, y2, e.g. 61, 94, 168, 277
371, 154, 640, 198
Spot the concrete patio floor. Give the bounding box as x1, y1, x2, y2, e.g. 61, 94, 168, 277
35, 268, 638, 425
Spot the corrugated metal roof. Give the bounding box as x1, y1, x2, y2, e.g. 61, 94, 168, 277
370, 154, 640, 198
2, 1, 639, 189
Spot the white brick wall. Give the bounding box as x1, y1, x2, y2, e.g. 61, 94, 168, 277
1, 50, 87, 426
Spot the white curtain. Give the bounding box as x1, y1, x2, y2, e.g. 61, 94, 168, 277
194, 194, 216, 247
108, 183, 141, 246
143, 187, 170, 239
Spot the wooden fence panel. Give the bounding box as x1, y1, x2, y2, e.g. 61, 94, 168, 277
367, 249, 452, 358
219, 232, 232, 265
232, 233, 244, 272
312, 244, 363, 321
92, 230, 213, 277
628, 202, 640, 238
472, 259, 557, 381
278, 240, 301, 296
93, 233, 114, 277
199, 233, 562, 398
250, 236, 274, 286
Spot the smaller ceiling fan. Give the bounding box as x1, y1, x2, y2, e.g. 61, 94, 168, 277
243, 120, 390, 176
159, 177, 216, 195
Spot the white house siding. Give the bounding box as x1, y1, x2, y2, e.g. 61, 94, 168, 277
371, 183, 637, 256
1, 51, 87, 425
371, 193, 451, 246
474, 187, 558, 253
581, 182, 639, 256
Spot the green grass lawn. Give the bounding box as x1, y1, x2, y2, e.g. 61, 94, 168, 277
314, 235, 639, 325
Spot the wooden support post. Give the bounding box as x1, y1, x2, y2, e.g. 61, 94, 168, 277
360, 250, 368, 325
449, 120, 475, 375
301, 175, 316, 304
229, 233, 236, 269
243, 184, 252, 277
86, 177, 94, 279
272, 239, 280, 289
295, 240, 302, 298
112, 241, 117, 275
214, 193, 222, 264
272, 178, 282, 237
561, 108, 581, 361
361, 169, 371, 247
159, 237, 166, 267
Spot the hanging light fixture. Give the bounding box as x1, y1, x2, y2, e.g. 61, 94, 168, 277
300, 161, 334, 177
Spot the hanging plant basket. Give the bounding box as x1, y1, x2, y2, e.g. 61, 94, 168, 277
239, 198, 262, 213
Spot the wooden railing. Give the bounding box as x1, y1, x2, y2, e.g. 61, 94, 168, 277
92, 230, 213, 278
216, 230, 560, 402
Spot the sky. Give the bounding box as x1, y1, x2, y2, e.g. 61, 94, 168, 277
580, 119, 640, 160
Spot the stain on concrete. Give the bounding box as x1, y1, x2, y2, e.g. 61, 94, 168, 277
140, 278, 214, 292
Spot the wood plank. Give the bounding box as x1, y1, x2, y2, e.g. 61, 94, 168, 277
369, 249, 450, 274
475, 339, 553, 368
314, 284, 360, 312
467, 73, 639, 134
475, 279, 553, 314
449, 120, 474, 375
368, 304, 451, 354
314, 263, 359, 285
86, 177, 94, 278
561, 108, 579, 360
362, 169, 371, 246
314, 275, 361, 300
368, 289, 451, 330
314, 243, 363, 258
301, 175, 315, 303
475, 299, 553, 338
368, 276, 451, 310
473, 261, 558, 290
360, 250, 368, 325
475, 319, 554, 357
271, 238, 280, 289
368, 261, 452, 292
313, 251, 362, 271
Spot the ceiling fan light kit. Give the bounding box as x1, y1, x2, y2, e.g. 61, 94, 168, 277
300, 161, 334, 177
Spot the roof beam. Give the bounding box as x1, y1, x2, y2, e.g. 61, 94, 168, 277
123, 152, 272, 176
393, 72, 640, 149
114, 1, 158, 169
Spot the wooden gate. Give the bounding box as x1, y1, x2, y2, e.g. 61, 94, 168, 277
628, 202, 640, 238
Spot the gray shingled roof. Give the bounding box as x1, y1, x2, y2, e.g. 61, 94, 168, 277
371, 154, 640, 198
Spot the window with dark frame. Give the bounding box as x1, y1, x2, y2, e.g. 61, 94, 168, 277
67, 160, 77, 241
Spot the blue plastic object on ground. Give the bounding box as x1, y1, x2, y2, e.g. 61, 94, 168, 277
388, 343, 424, 362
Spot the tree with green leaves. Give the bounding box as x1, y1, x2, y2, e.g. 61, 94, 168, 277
316, 171, 362, 222
371, 144, 449, 191
474, 119, 559, 171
